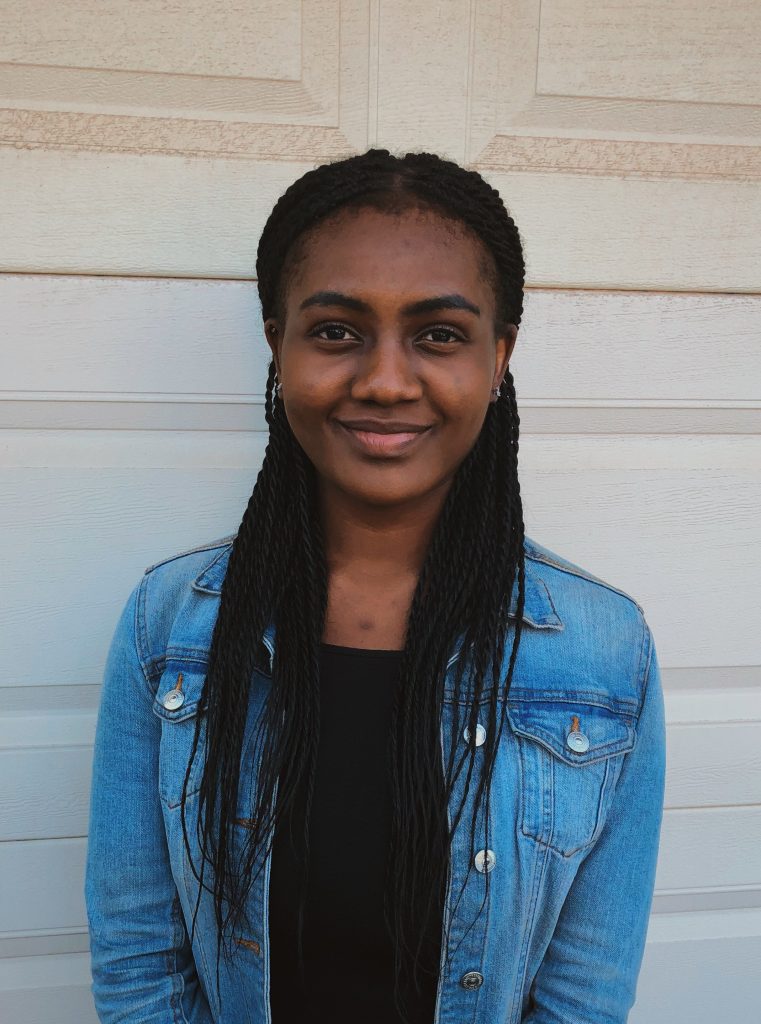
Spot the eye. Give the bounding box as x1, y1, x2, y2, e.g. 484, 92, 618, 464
308, 322, 358, 342
419, 325, 465, 345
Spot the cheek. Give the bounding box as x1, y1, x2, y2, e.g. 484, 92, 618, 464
442, 418, 489, 472
281, 393, 352, 481
282, 398, 326, 458
442, 385, 490, 442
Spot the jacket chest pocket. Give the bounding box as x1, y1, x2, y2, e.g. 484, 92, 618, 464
508, 698, 636, 857
152, 664, 208, 809
151, 662, 272, 812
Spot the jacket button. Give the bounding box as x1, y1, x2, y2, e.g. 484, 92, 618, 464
461, 970, 484, 990
566, 730, 590, 753
463, 723, 486, 747
474, 848, 496, 873
163, 690, 185, 711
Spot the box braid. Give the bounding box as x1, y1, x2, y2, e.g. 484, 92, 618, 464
180, 147, 528, 1021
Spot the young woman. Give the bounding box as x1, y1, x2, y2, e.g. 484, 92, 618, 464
86, 147, 666, 1024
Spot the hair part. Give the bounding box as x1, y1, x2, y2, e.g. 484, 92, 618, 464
181, 146, 527, 1023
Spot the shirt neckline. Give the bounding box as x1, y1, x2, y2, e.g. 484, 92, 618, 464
319, 641, 403, 658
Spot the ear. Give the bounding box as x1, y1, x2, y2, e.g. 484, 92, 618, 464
263, 319, 281, 373
494, 324, 518, 384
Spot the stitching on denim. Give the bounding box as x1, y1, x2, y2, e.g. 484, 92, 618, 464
473, 791, 492, 1024
525, 831, 603, 861
146, 651, 208, 679
533, 575, 564, 628
510, 725, 635, 766
588, 755, 613, 853
446, 689, 640, 713
546, 745, 555, 850
510, 833, 550, 1023
162, 720, 206, 808
520, 738, 622, 858
635, 616, 652, 718
191, 542, 234, 592
517, 739, 550, 846
181, 823, 222, 1020
515, 726, 528, 846
526, 549, 644, 613
167, 895, 193, 1024
144, 532, 237, 575
432, 719, 455, 1023
133, 574, 161, 705
165, 647, 212, 661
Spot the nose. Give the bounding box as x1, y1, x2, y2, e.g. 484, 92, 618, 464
349, 335, 423, 404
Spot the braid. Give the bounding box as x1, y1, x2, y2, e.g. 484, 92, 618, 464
181, 146, 528, 1023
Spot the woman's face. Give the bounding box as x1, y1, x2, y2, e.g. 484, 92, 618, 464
264, 205, 517, 510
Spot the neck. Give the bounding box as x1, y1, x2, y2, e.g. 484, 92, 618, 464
317, 479, 452, 581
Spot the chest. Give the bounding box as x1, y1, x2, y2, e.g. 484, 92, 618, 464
321, 575, 417, 649
152, 653, 638, 1023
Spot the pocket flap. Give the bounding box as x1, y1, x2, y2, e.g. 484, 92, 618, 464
507, 699, 636, 765
152, 662, 207, 722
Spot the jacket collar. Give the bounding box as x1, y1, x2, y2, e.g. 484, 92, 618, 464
192, 535, 563, 671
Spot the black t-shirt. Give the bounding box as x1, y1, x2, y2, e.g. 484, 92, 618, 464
268, 642, 442, 1022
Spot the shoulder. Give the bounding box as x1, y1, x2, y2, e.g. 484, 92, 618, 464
524, 534, 645, 617
136, 532, 237, 675
522, 534, 652, 711
143, 531, 237, 577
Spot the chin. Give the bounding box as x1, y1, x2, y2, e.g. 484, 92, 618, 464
334, 472, 447, 509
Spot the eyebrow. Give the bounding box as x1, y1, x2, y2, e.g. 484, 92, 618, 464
298, 290, 481, 318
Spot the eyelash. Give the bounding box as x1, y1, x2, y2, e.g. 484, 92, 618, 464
308, 322, 465, 345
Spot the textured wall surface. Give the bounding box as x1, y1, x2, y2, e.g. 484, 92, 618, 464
1, 2, 759, 1020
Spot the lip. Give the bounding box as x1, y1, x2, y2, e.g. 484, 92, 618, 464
338, 419, 432, 434
336, 421, 432, 457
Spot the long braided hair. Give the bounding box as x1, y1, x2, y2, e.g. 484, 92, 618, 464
181, 147, 528, 1020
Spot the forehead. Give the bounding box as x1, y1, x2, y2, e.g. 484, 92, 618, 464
286, 206, 496, 308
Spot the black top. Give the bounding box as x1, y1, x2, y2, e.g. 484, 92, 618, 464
268, 642, 442, 1023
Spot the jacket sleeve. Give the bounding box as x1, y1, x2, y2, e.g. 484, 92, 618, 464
85, 576, 214, 1024
523, 619, 667, 1024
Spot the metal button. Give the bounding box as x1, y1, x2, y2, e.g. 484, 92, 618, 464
566, 730, 590, 753
463, 723, 486, 747
163, 690, 185, 711
461, 970, 484, 990
474, 848, 496, 873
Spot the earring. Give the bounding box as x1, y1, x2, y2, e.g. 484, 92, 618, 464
274, 372, 283, 398
492, 383, 502, 399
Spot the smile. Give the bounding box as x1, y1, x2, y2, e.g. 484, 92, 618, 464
336, 422, 432, 457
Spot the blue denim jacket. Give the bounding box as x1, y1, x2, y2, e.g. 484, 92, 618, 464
85, 532, 666, 1023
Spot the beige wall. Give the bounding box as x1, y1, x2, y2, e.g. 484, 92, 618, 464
1, 2, 759, 1020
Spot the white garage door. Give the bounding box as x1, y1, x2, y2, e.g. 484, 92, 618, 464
1, 2, 759, 1020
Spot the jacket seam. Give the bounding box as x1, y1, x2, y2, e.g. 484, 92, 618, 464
511, 838, 550, 1023
134, 573, 160, 703
182, 829, 222, 1020
525, 550, 644, 613
191, 543, 234, 589
635, 615, 654, 719
147, 650, 209, 677
144, 532, 237, 576
447, 691, 639, 713
168, 894, 193, 1024
532, 575, 564, 627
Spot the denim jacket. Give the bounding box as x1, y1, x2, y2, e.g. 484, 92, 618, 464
85, 532, 666, 1024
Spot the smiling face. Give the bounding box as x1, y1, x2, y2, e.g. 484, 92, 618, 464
264, 205, 517, 512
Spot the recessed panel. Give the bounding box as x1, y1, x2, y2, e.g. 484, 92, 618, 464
0, 0, 301, 80
537, 0, 761, 105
